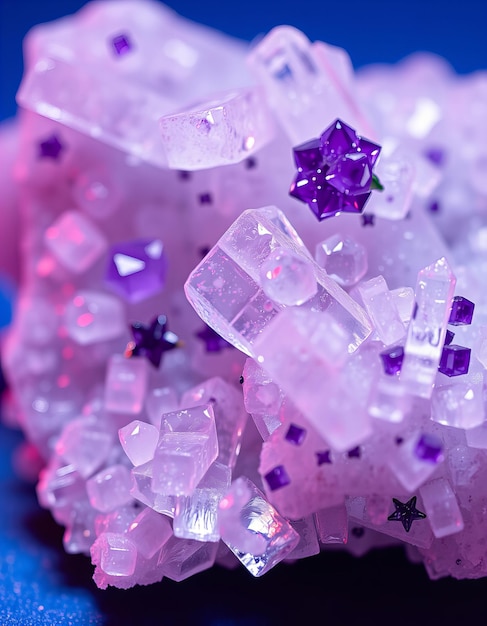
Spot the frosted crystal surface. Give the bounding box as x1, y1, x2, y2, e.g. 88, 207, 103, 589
419, 478, 464, 538
64, 290, 127, 345
104, 355, 149, 415
259, 247, 317, 306
431, 381, 484, 429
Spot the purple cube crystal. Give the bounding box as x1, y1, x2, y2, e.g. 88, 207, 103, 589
444, 329, 455, 345
293, 138, 323, 172
285, 423, 307, 446
264, 465, 291, 491
448, 296, 475, 326
347, 446, 361, 459
112, 34, 133, 56
320, 119, 358, 164
105, 239, 167, 303
380, 345, 405, 375
316, 450, 332, 465
439, 344, 471, 377
414, 433, 444, 464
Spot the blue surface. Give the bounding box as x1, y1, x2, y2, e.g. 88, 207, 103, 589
1, 1, 487, 623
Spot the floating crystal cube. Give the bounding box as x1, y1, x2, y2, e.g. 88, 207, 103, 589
438, 344, 471, 377
44, 210, 107, 273
185, 206, 371, 357
315, 234, 367, 287
104, 355, 148, 415
400, 257, 456, 398
219, 476, 299, 576
419, 478, 464, 538
151, 404, 218, 496
64, 290, 127, 346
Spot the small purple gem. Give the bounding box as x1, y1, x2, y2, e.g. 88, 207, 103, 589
439, 344, 471, 377
112, 34, 133, 56
316, 450, 332, 465
347, 446, 361, 459
380, 345, 404, 375
38, 134, 64, 160
284, 423, 307, 446
196, 324, 232, 353
320, 119, 359, 164
293, 138, 323, 172
264, 465, 291, 491
429, 200, 440, 213
444, 329, 455, 346
395, 436, 404, 445
361, 213, 375, 227
105, 238, 167, 303
245, 156, 257, 169
448, 296, 475, 326
414, 433, 443, 464
130, 315, 180, 368
199, 193, 212, 204
423, 147, 445, 167
178, 170, 191, 181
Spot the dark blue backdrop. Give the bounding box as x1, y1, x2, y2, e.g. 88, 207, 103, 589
1, 1, 487, 624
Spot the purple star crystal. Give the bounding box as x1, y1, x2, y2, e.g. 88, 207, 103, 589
439, 344, 471, 377
448, 296, 475, 326
380, 345, 404, 375
105, 238, 167, 303
289, 119, 381, 221
316, 450, 332, 465
284, 424, 306, 446
414, 433, 443, 464
112, 34, 133, 56
264, 465, 291, 491
361, 213, 375, 227
387, 496, 426, 533
129, 315, 180, 368
195, 324, 232, 353
38, 134, 64, 160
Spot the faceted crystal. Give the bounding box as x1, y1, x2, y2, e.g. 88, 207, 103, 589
357, 275, 406, 346
419, 478, 464, 538
315, 504, 348, 544
127, 508, 172, 559
387, 432, 444, 491
286, 517, 320, 560
129, 315, 180, 368
431, 381, 484, 429
315, 234, 367, 287
145, 387, 179, 426
400, 257, 456, 398
438, 345, 471, 377
264, 465, 291, 491
259, 247, 317, 306
158, 536, 218, 582
64, 290, 126, 346
448, 296, 475, 326
105, 239, 167, 303
242, 358, 283, 440
380, 345, 405, 375
104, 355, 149, 415
44, 210, 107, 273
285, 424, 307, 446
414, 433, 444, 463
55, 416, 113, 478
219, 476, 299, 576
92, 532, 137, 577
119, 420, 159, 466
86, 464, 133, 513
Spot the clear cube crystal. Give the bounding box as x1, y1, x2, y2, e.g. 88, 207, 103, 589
431, 381, 484, 429
86, 464, 133, 513
119, 420, 159, 466
64, 290, 127, 346
315, 234, 368, 287
357, 275, 406, 346
286, 516, 320, 560
219, 476, 299, 576
315, 504, 349, 544
259, 247, 317, 306
104, 355, 148, 415
419, 478, 464, 538
145, 387, 179, 426
387, 432, 443, 492
127, 508, 172, 559
93, 532, 137, 577
158, 536, 219, 582
400, 257, 456, 398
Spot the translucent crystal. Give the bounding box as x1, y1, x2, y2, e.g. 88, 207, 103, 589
104, 355, 149, 415
242, 358, 283, 440
286, 516, 320, 560
400, 257, 456, 398
390, 286, 415, 324
431, 381, 484, 429
357, 275, 405, 346
44, 210, 107, 273
145, 387, 179, 426
185, 206, 372, 357
368, 152, 414, 220
419, 478, 464, 538
119, 420, 159, 466
159, 87, 275, 169
64, 290, 127, 345
86, 464, 133, 513
315, 234, 367, 287
219, 476, 299, 576
127, 508, 172, 559
55, 416, 113, 478
368, 375, 411, 423
387, 432, 444, 492
158, 536, 219, 582
91, 532, 137, 577
259, 247, 317, 306
315, 504, 349, 544
152, 404, 218, 496
173, 462, 231, 542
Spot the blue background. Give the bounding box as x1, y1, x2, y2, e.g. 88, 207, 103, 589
1, 1, 487, 624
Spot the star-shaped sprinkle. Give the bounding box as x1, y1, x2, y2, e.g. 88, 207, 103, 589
361, 213, 375, 227
38, 134, 64, 160
387, 496, 426, 533
195, 324, 232, 353
126, 315, 182, 368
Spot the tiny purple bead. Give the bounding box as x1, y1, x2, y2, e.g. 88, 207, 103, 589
264, 465, 291, 491
112, 34, 132, 56
414, 433, 443, 464
293, 138, 323, 172
439, 344, 471, 377
284, 423, 307, 446
347, 446, 361, 459
444, 329, 455, 345
38, 134, 63, 160
380, 345, 404, 375
423, 147, 446, 167
198, 193, 212, 205
448, 296, 475, 326
316, 450, 332, 465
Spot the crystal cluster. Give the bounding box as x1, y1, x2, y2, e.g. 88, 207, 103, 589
1, 0, 487, 589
